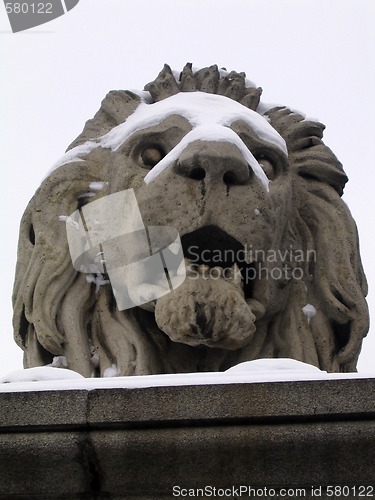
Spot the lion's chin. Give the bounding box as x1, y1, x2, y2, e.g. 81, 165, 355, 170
153, 271, 256, 350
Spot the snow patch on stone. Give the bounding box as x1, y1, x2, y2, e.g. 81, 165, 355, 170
144, 122, 269, 189
89, 181, 108, 191
225, 358, 321, 373
50, 92, 287, 186
302, 303, 317, 323
103, 364, 119, 378
1, 358, 374, 393
0, 366, 84, 384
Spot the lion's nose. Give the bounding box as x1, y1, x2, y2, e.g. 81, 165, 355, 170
175, 141, 250, 185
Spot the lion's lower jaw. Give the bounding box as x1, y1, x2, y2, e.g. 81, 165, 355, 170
154, 276, 256, 350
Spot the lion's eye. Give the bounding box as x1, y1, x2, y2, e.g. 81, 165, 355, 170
141, 146, 165, 168
257, 157, 276, 181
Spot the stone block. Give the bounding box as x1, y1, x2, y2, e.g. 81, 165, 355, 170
1, 379, 375, 498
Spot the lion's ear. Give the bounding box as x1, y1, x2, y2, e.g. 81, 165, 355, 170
67, 90, 141, 150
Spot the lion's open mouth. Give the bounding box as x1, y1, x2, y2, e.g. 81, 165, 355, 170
133, 224, 261, 350
153, 224, 259, 349
181, 225, 257, 299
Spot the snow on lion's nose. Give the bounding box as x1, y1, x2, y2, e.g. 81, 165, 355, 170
175, 139, 250, 186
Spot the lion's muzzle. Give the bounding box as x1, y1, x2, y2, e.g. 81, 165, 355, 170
153, 225, 257, 350
154, 264, 256, 349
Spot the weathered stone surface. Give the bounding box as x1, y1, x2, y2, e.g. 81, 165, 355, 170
0, 389, 88, 429
12, 64, 369, 376
0, 432, 89, 498
1, 379, 375, 498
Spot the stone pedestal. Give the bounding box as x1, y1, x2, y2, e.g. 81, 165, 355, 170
1, 378, 375, 499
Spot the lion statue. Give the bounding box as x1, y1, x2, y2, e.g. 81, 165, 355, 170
13, 63, 369, 376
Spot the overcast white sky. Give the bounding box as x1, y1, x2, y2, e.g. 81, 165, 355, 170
1, 0, 374, 377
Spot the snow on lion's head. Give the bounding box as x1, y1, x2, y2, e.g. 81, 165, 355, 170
13, 64, 369, 376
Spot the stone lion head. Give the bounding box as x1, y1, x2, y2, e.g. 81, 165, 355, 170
13, 64, 369, 376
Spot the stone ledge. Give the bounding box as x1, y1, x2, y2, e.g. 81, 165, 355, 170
0, 379, 375, 498
1, 378, 375, 431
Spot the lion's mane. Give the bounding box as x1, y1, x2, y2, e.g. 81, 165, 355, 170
13, 64, 369, 375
